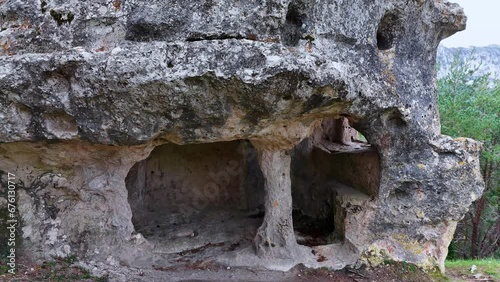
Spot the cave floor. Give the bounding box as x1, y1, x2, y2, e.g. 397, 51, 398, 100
126, 208, 358, 273
125, 209, 269, 270
137, 209, 262, 258
136, 207, 340, 257
8, 208, 438, 281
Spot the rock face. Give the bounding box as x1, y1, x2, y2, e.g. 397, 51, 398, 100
437, 45, 500, 79
0, 0, 484, 273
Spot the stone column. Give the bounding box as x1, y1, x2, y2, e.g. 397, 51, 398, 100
335, 117, 359, 145
251, 142, 300, 258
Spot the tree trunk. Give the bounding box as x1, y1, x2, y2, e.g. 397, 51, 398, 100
471, 195, 486, 258
479, 160, 499, 257
470, 158, 492, 258
480, 215, 500, 257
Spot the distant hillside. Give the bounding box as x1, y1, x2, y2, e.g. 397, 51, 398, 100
437, 45, 500, 79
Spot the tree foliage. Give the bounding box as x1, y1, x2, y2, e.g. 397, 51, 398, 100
438, 51, 500, 259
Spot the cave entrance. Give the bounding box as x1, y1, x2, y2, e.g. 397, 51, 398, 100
125, 140, 265, 256
291, 117, 379, 249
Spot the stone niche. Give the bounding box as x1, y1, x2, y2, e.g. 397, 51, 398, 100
125, 140, 265, 256
292, 118, 379, 249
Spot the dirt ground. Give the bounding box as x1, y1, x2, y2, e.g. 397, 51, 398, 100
0, 255, 460, 282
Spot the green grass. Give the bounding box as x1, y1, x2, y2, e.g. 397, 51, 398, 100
446, 259, 500, 280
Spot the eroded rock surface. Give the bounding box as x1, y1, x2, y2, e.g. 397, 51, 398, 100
0, 0, 483, 274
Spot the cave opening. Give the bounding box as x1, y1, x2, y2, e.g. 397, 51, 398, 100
291, 117, 379, 249
125, 140, 265, 256
124, 117, 379, 266
376, 11, 402, 51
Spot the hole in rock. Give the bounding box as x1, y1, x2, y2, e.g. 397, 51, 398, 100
376, 11, 402, 50
291, 117, 379, 248
281, 1, 308, 46
126, 140, 265, 257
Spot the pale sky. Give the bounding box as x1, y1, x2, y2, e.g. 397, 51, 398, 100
441, 0, 500, 47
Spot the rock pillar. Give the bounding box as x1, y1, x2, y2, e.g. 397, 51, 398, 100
251, 142, 299, 258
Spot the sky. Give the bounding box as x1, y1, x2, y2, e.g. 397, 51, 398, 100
440, 0, 500, 47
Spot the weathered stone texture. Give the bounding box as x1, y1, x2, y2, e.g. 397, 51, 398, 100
0, 0, 483, 273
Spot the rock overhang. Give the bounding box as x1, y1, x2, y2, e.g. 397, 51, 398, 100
0, 0, 467, 145
0, 0, 483, 275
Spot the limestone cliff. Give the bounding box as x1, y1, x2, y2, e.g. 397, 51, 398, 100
438, 45, 500, 79
0, 0, 484, 273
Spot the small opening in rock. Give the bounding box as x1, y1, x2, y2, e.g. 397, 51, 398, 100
357, 132, 368, 143
281, 2, 307, 46
286, 5, 303, 26
291, 117, 379, 247
40, 0, 47, 13
126, 140, 264, 258
376, 12, 401, 51
386, 109, 407, 128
